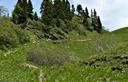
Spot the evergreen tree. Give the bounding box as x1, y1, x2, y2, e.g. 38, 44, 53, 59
83, 9, 91, 31
21, 0, 27, 12
97, 16, 102, 33
94, 9, 97, 18
54, 0, 64, 19
91, 9, 93, 17
65, 0, 72, 20
91, 9, 98, 30
12, 0, 27, 24
18, 0, 22, 3
85, 7, 89, 17
40, 0, 53, 25
12, 0, 34, 24
27, 0, 33, 19
71, 5, 75, 16
77, 4, 82, 15
34, 12, 38, 21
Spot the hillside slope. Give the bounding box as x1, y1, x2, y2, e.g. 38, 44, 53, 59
0, 26, 128, 82
0, 22, 127, 82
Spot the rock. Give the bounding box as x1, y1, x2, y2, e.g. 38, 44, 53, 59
112, 66, 122, 71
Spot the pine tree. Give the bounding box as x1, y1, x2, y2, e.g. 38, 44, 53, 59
54, 0, 64, 19
19, 0, 27, 23
65, 0, 72, 20
91, 9, 93, 17
71, 5, 75, 16
54, 0, 61, 18
27, 0, 33, 19
97, 16, 102, 33
91, 9, 98, 30
77, 4, 82, 16
40, 0, 53, 25
34, 12, 38, 21
18, 0, 22, 3
21, 0, 27, 12
12, 0, 27, 24
12, 0, 33, 24
85, 7, 89, 17
83, 9, 91, 31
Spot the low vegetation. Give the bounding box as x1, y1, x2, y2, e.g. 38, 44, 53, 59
27, 44, 76, 66
0, 17, 30, 50
0, 0, 127, 82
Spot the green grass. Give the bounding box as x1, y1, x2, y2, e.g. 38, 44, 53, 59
0, 27, 128, 82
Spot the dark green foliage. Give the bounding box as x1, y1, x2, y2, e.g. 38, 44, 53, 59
65, 0, 72, 20
12, 0, 34, 24
97, 16, 102, 33
40, 0, 53, 25
83, 7, 93, 32
0, 17, 30, 50
17, 0, 22, 3
71, 5, 75, 16
11, 0, 103, 41
14, 27, 30, 44
90, 9, 102, 33
27, 0, 33, 19
85, 7, 89, 17
53, 0, 61, 19
12, 2, 23, 24
77, 4, 83, 15
33, 12, 38, 21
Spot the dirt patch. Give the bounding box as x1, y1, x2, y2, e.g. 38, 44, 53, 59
21, 63, 39, 69
81, 55, 128, 71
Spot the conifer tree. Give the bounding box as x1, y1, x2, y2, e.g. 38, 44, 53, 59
97, 16, 102, 33
27, 0, 33, 19
54, 0, 64, 19
91, 9, 93, 17
65, 0, 72, 20
94, 9, 97, 18
53, 0, 60, 18
83, 9, 91, 31
18, 0, 22, 3
85, 7, 89, 17
12, 0, 34, 24
21, 0, 27, 12
77, 4, 83, 16
34, 12, 38, 21
40, 0, 53, 25
12, 0, 27, 24
71, 5, 75, 16
91, 9, 98, 30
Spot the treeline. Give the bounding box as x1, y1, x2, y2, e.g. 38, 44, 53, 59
12, 0, 102, 40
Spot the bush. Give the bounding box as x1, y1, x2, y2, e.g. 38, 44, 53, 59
14, 28, 30, 44
27, 45, 76, 66
0, 20, 18, 49
67, 16, 86, 35
0, 17, 30, 50
26, 19, 45, 30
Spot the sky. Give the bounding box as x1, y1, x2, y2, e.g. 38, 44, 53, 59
0, 0, 128, 31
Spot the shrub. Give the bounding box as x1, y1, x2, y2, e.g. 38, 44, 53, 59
0, 19, 18, 49
0, 17, 30, 50
14, 28, 30, 44
27, 45, 76, 66
67, 16, 86, 35
26, 19, 45, 30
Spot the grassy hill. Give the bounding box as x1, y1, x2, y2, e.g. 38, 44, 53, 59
0, 17, 128, 82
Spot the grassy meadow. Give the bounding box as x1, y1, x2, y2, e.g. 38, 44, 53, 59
0, 26, 127, 82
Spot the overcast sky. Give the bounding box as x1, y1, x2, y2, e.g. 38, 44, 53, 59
0, 0, 127, 31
